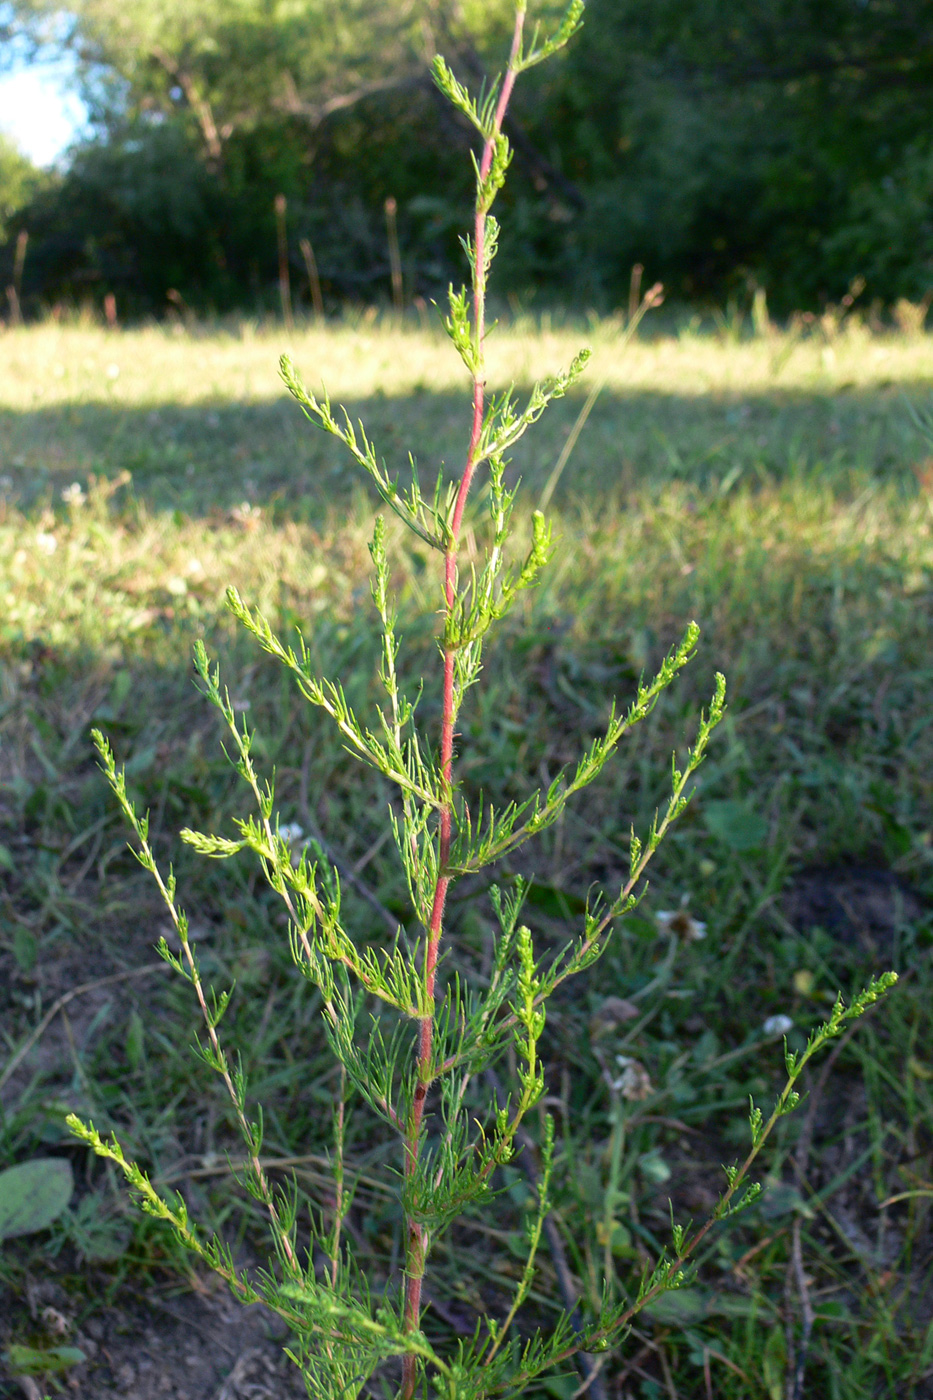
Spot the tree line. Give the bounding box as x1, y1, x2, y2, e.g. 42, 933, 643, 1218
2, 0, 932, 318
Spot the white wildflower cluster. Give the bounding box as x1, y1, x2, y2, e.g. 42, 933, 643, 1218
231, 501, 262, 530
61, 482, 87, 507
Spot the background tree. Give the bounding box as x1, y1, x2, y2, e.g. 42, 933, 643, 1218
5, 0, 933, 314
534, 0, 933, 305
0, 134, 42, 245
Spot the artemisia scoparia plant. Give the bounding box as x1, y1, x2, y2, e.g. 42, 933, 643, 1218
69, 4, 896, 1396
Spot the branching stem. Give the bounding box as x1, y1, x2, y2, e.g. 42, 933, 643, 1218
399, 10, 527, 1395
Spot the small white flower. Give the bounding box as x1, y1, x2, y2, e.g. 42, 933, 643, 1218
61, 482, 87, 507
762, 1014, 794, 1037
656, 893, 707, 942
279, 822, 308, 869
35, 531, 57, 554
279, 823, 305, 846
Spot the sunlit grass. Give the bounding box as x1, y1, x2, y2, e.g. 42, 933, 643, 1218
2, 313, 932, 515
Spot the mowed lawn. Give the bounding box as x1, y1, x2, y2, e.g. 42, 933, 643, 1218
1, 313, 932, 1398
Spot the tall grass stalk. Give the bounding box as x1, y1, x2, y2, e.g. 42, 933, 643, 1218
67, 5, 895, 1397
385, 196, 404, 319
300, 235, 325, 321
276, 193, 295, 334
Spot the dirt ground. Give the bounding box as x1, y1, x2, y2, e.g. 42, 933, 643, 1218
0, 1276, 307, 1400
781, 862, 924, 959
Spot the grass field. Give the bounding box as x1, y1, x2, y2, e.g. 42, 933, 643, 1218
1, 311, 932, 1399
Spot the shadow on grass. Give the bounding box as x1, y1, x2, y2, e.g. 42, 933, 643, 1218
0, 378, 927, 520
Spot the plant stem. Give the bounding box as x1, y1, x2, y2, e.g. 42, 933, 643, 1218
399, 12, 526, 1396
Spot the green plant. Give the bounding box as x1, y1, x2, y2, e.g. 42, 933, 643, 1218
66, 6, 896, 1397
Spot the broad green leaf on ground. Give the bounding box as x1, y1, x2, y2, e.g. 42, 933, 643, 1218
703, 798, 768, 851
0, 1158, 73, 1240
2, 1344, 86, 1375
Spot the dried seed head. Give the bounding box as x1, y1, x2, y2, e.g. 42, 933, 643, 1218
612, 1055, 653, 1100
589, 995, 640, 1039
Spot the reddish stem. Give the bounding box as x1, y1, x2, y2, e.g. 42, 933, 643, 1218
399, 13, 525, 1398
